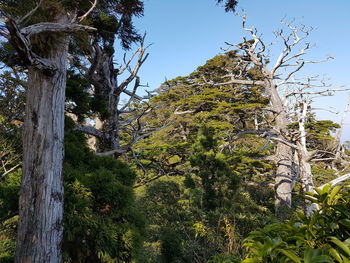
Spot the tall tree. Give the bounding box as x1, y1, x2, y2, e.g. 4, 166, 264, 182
212, 16, 347, 217
0, 1, 144, 262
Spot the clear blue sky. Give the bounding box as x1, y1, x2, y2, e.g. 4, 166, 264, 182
131, 0, 350, 141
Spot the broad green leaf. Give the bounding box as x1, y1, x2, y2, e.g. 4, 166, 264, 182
328, 248, 342, 263
339, 219, 350, 229
316, 184, 331, 195
277, 249, 302, 263
303, 249, 334, 263
328, 186, 342, 204
330, 237, 350, 257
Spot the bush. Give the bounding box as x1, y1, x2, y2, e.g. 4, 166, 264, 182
242, 184, 350, 262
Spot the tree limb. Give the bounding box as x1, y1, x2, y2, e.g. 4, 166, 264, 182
0, 163, 20, 181
318, 173, 350, 189
77, 0, 98, 22
21, 22, 96, 38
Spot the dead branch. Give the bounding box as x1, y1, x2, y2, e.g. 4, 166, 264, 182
74, 125, 105, 139
20, 22, 96, 38
77, 0, 98, 22
318, 173, 350, 189
0, 163, 21, 181
17, 0, 43, 25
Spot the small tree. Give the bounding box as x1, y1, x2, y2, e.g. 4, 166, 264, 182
190, 127, 240, 210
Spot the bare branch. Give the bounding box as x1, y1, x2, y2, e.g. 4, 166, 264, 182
17, 0, 43, 25
286, 87, 350, 97
212, 79, 265, 87
5, 18, 56, 72
117, 48, 149, 95
120, 78, 144, 103
21, 22, 96, 38
133, 122, 172, 143
77, 0, 98, 22
244, 181, 275, 187
133, 173, 165, 189
0, 163, 20, 181
318, 173, 350, 189
74, 125, 105, 139
119, 47, 140, 75
96, 148, 127, 157
269, 136, 298, 150
311, 157, 336, 162
173, 106, 197, 115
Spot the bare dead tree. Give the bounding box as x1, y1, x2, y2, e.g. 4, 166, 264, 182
293, 96, 319, 215
213, 15, 335, 217
288, 81, 350, 215
73, 35, 169, 159
247, 77, 349, 216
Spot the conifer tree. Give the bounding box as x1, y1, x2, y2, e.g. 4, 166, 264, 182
0, 1, 144, 261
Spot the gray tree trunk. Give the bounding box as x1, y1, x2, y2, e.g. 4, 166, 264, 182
15, 31, 69, 263
265, 79, 295, 216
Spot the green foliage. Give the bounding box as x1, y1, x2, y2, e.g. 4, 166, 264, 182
288, 120, 340, 151
0, 0, 144, 51
190, 127, 240, 210
242, 185, 350, 263
0, 126, 145, 263
135, 50, 270, 187
160, 228, 183, 263
0, 171, 19, 263
66, 71, 110, 121
63, 129, 145, 262
134, 51, 276, 262
312, 166, 339, 187
137, 128, 275, 261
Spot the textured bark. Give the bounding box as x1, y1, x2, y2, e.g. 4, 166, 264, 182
15, 21, 69, 263
92, 51, 122, 155
81, 41, 152, 157
220, 18, 329, 217
264, 79, 295, 215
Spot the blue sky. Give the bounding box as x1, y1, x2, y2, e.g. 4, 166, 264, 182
132, 0, 350, 140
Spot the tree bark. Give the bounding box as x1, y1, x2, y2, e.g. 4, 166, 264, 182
297, 100, 318, 216
15, 25, 69, 263
265, 79, 296, 216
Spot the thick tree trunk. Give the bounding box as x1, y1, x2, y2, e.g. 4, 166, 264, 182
15, 32, 69, 262
265, 79, 295, 217
274, 143, 295, 214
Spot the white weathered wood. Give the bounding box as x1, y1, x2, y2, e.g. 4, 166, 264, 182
297, 99, 318, 216
15, 23, 69, 262
318, 173, 350, 190
20, 22, 96, 38
215, 16, 326, 217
